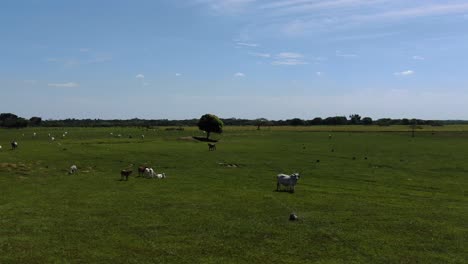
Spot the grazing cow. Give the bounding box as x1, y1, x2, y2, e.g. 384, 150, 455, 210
51, 137, 55, 141
69, 165, 78, 174
144, 167, 156, 178
289, 213, 298, 221
138, 166, 148, 177
11, 141, 18, 150
156, 173, 166, 179
276, 173, 300, 193
120, 169, 133, 181
208, 143, 216, 151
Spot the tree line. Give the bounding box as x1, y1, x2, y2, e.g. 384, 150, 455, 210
1, 112, 465, 128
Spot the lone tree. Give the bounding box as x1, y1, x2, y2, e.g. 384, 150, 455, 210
198, 114, 223, 139
255, 118, 269, 130
349, 114, 362, 124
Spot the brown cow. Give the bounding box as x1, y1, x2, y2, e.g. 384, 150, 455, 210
120, 170, 133, 181
138, 166, 148, 177
208, 143, 216, 151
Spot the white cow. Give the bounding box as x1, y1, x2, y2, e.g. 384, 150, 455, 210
277, 173, 300, 193
156, 173, 166, 179
69, 165, 78, 174
144, 167, 156, 178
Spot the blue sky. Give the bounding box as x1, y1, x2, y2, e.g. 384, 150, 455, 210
1, 0, 467, 120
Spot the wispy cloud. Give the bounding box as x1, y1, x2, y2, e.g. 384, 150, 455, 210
136, 74, 145, 79
194, 0, 255, 14
394, 70, 414, 76
46, 58, 80, 67
413, 55, 425, 60
45, 54, 111, 67
353, 3, 468, 22
316, 71, 323, 76
48, 82, 79, 88
336, 50, 358, 58
277, 52, 303, 59
272, 59, 308, 66
236, 42, 259, 47
234, 72, 245, 77
272, 52, 308, 65
175, 73, 182, 77
249, 52, 271, 58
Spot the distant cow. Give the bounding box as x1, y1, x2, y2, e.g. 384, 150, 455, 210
11, 141, 18, 150
138, 166, 148, 177
208, 143, 216, 151
69, 165, 78, 174
120, 169, 133, 181
144, 167, 156, 178
155, 173, 166, 179
277, 173, 300, 193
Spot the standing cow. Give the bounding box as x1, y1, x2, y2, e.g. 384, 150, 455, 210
208, 143, 216, 151
276, 173, 300, 193
11, 141, 18, 150
120, 170, 133, 181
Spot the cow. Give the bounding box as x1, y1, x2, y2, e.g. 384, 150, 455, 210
138, 166, 148, 177
208, 143, 216, 151
276, 173, 300, 193
69, 165, 78, 174
120, 170, 133, 181
144, 167, 156, 178
11, 141, 18, 150
155, 173, 166, 179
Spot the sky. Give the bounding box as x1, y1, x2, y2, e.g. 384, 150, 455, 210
1, 0, 467, 120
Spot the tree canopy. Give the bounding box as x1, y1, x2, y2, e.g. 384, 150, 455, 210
197, 114, 223, 139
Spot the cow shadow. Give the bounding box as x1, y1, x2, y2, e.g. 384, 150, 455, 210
274, 189, 295, 194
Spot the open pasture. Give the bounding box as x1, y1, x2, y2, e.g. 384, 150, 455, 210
0, 126, 466, 263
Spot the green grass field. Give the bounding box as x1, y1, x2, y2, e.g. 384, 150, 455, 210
0, 126, 466, 263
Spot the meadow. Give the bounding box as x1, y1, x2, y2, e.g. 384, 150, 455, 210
0, 126, 466, 263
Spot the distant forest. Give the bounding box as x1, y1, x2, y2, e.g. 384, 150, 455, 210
1, 112, 467, 128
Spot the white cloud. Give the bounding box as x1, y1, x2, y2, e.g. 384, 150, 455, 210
394, 70, 414, 76
277, 52, 303, 59
236, 42, 259, 47
136, 74, 145, 79
175, 73, 182, 77
272, 59, 308, 66
353, 3, 468, 22
249, 52, 271, 58
234, 72, 245, 77
336, 50, 358, 58
413, 56, 425, 60
316, 71, 323, 76
272, 52, 308, 65
48, 82, 79, 88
